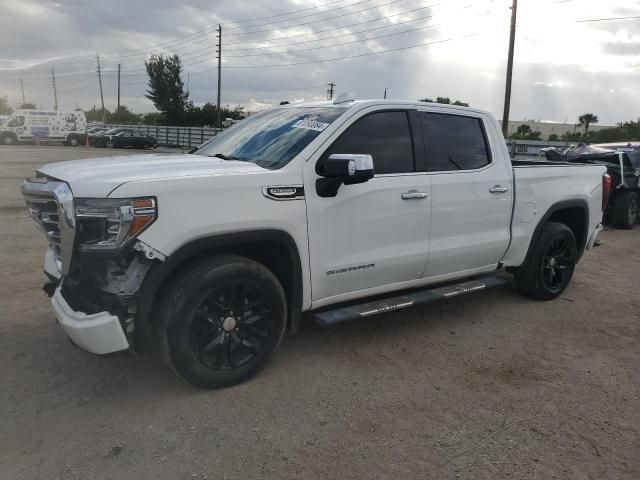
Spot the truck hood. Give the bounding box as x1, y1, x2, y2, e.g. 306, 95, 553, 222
37, 154, 271, 197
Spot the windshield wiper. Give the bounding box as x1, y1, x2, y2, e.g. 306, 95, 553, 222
209, 153, 243, 161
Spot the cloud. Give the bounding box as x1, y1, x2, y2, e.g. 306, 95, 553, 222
0, 0, 638, 124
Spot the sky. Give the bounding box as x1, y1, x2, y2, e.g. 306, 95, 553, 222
0, 0, 639, 124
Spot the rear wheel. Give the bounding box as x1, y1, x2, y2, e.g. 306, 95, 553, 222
106, 139, 114, 149
67, 135, 80, 147
158, 255, 287, 389
514, 222, 577, 300
611, 191, 638, 229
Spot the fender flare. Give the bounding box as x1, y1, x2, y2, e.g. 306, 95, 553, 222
136, 229, 304, 348
521, 199, 590, 265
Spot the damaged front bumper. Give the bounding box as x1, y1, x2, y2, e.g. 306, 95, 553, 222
51, 286, 129, 355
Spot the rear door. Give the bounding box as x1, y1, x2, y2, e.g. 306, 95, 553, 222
419, 110, 513, 278
304, 108, 431, 306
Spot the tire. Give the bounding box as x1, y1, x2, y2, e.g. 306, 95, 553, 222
67, 135, 80, 147
611, 191, 638, 229
158, 255, 287, 389
514, 222, 577, 300
143, 141, 151, 149
106, 139, 114, 149
2, 134, 15, 146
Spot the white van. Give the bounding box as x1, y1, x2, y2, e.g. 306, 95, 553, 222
0, 109, 87, 146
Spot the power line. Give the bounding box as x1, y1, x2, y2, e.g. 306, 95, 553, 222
103, 2, 456, 76
206, 33, 478, 70
224, 22, 444, 58
575, 15, 640, 23
224, 0, 403, 32
224, 0, 409, 37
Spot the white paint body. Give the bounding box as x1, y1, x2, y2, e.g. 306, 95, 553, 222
37, 100, 606, 353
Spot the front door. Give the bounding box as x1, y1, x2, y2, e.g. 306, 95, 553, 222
304, 109, 431, 306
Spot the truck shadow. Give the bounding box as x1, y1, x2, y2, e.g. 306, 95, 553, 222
2, 281, 527, 403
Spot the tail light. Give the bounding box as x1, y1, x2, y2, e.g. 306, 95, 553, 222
602, 173, 613, 211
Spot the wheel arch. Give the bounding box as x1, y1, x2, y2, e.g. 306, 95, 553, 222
136, 229, 304, 350
522, 199, 590, 266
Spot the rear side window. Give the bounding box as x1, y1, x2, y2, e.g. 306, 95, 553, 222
420, 113, 491, 171
322, 111, 414, 174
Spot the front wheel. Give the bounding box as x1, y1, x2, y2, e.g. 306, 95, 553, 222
611, 191, 638, 229
158, 255, 287, 389
514, 222, 577, 300
2, 134, 15, 146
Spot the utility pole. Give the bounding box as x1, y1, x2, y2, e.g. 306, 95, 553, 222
19, 78, 25, 105
216, 24, 222, 128
117, 63, 121, 112
96, 53, 106, 124
51, 68, 58, 110
384, 87, 388, 99
501, 0, 518, 138
327, 82, 336, 100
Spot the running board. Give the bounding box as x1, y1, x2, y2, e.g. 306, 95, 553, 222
313, 275, 506, 326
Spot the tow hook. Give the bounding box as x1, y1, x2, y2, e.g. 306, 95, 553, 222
42, 282, 57, 297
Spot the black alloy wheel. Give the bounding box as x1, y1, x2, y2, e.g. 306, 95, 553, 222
158, 255, 287, 389
540, 237, 573, 294
514, 221, 577, 300
190, 282, 273, 370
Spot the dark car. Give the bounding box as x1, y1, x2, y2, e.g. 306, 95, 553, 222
89, 127, 126, 145
94, 129, 158, 149
543, 143, 640, 229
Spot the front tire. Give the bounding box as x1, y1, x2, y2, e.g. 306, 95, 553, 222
514, 222, 577, 300
611, 191, 638, 229
2, 134, 16, 145
158, 255, 287, 389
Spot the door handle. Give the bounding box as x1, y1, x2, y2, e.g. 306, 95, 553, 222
488, 185, 509, 194
401, 190, 428, 200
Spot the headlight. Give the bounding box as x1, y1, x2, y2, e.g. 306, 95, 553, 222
75, 197, 157, 253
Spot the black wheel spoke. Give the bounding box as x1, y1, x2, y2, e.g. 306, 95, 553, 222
244, 324, 268, 340
231, 332, 258, 353
189, 280, 275, 371
201, 332, 225, 353
226, 336, 236, 368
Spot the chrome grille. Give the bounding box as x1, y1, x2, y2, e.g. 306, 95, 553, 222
22, 178, 75, 275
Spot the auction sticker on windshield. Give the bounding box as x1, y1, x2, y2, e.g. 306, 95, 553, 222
291, 119, 330, 132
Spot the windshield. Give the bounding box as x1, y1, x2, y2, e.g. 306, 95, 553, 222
103, 128, 124, 135
193, 106, 346, 169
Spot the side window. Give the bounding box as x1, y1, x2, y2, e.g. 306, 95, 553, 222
322, 111, 414, 175
8, 116, 24, 127
420, 113, 491, 171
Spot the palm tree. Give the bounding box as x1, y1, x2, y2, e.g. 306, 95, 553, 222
578, 113, 599, 136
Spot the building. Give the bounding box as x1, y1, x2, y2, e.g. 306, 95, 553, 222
499, 120, 612, 140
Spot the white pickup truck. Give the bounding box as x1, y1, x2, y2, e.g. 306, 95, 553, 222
22, 99, 607, 388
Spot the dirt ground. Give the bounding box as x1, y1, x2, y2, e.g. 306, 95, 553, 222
1, 145, 638, 480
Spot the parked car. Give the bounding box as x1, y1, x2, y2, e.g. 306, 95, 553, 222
22, 99, 607, 389
543, 143, 640, 228
87, 127, 126, 145
94, 129, 158, 149
86, 126, 107, 135
0, 109, 87, 146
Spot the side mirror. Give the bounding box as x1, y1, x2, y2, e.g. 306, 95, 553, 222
317, 154, 374, 197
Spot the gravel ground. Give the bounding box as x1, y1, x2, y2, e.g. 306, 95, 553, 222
1, 145, 639, 480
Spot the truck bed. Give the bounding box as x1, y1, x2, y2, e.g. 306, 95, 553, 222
500, 161, 607, 268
